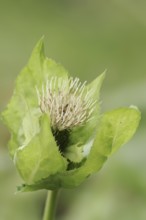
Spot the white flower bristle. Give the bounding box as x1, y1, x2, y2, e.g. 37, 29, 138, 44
36, 77, 96, 131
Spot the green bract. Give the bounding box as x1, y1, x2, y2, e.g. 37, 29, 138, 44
2, 38, 141, 192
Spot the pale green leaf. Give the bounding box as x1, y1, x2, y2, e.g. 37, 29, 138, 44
15, 114, 67, 184
2, 38, 69, 158
93, 106, 141, 156
64, 144, 84, 163
16, 106, 140, 191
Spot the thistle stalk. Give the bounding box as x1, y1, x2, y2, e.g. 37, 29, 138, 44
43, 190, 59, 220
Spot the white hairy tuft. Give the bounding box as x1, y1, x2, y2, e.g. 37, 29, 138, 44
36, 77, 97, 131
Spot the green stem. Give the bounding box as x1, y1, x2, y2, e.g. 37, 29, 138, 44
43, 190, 59, 220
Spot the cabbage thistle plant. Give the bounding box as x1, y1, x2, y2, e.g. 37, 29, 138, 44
2, 38, 140, 219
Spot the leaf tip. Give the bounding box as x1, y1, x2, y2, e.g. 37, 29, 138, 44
32, 36, 45, 56
129, 105, 141, 120
129, 105, 140, 111
99, 69, 107, 80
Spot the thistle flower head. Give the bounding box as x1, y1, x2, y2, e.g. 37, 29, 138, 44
2, 38, 140, 192
36, 77, 96, 131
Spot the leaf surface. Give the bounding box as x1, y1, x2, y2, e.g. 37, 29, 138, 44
15, 114, 67, 184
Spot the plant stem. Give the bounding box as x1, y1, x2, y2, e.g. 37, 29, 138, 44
43, 190, 59, 220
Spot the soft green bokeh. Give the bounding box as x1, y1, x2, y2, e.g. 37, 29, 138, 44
0, 1, 145, 220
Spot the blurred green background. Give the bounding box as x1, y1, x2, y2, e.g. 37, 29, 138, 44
0, 0, 145, 220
